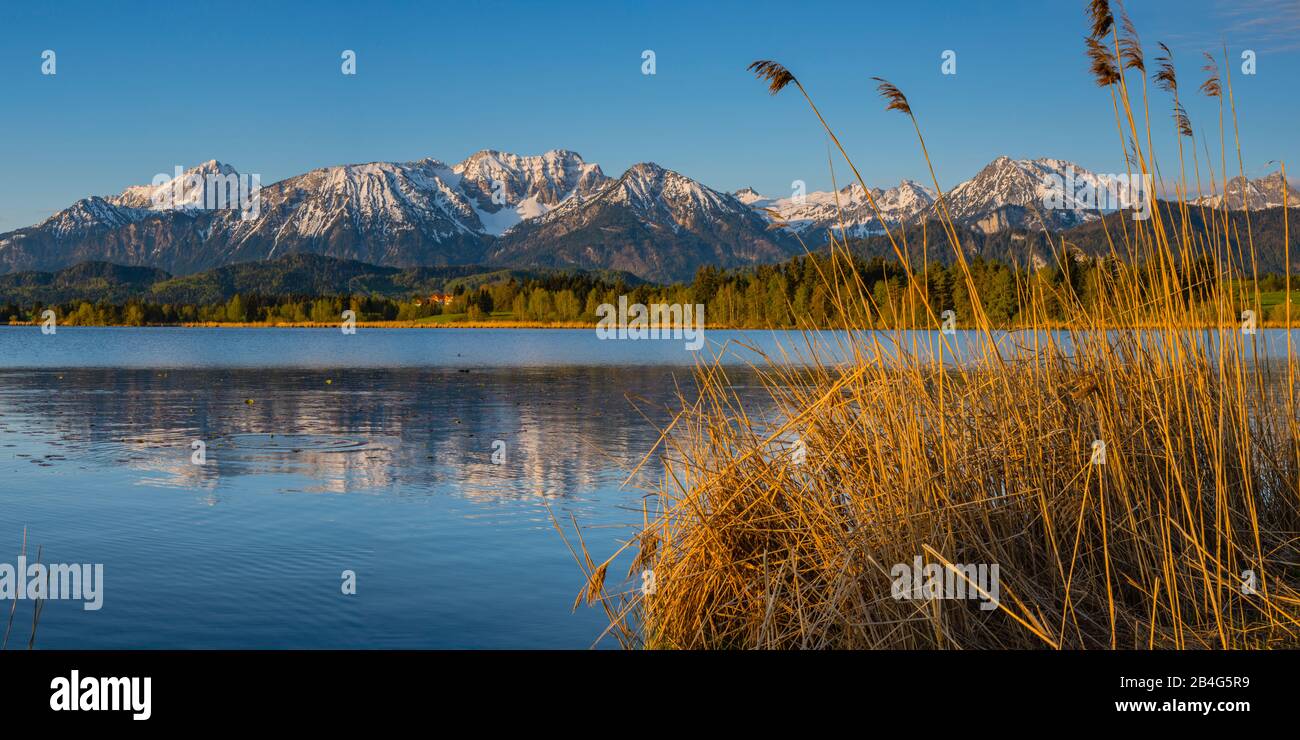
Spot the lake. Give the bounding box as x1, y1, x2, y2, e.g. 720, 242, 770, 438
2, 325, 1295, 648
0, 327, 791, 648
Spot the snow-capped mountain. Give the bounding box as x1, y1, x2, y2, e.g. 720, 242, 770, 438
0, 158, 491, 274
212, 158, 487, 268
740, 157, 1142, 237
1195, 172, 1300, 210
111, 160, 247, 212
0, 152, 614, 275
487, 162, 800, 281
29, 160, 255, 244
453, 149, 609, 235
562, 161, 759, 225
737, 180, 937, 240
940, 156, 1137, 233
35, 196, 148, 241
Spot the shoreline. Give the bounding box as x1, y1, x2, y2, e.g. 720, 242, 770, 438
6, 320, 1300, 331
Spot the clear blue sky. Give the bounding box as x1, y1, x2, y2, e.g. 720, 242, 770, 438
2, 0, 1297, 229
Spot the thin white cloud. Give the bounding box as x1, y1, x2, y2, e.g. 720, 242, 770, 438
1167, 0, 1300, 53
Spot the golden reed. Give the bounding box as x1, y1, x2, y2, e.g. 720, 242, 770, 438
562, 1, 1299, 649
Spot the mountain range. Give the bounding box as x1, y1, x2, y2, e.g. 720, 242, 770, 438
2, 151, 1294, 282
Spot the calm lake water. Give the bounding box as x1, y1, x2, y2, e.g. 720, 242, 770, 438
2, 326, 1296, 648
0, 327, 791, 648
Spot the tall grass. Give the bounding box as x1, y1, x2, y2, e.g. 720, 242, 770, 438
567, 1, 1300, 649
2, 528, 44, 650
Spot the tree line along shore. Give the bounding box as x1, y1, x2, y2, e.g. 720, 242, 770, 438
4, 250, 1298, 330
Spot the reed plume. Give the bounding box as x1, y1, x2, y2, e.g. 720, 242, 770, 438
1088, 0, 1114, 39
871, 76, 911, 116
1200, 52, 1222, 98
1118, 6, 1144, 72
747, 60, 797, 95
1173, 104, 1193, 138
1153, 42, 1177, 93
1086, 36, 1121, 86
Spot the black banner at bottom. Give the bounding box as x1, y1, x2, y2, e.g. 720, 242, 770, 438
0, 649, 1289, 727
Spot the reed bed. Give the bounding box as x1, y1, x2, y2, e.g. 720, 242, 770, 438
566, 1, 1300, 649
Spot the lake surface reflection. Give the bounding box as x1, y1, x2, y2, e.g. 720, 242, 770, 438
0, 360, 763, 648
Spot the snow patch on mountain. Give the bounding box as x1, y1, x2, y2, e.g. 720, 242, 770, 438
37, 197, 146, 239
111, 160, 245, 212
739, 179, 936, 238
